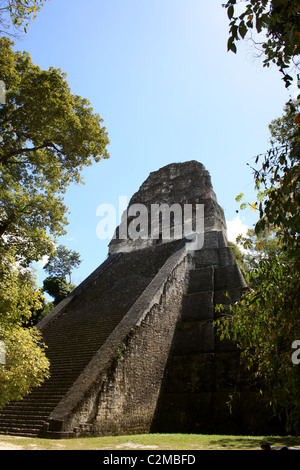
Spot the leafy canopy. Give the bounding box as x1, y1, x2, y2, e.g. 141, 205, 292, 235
0, 254, 50, 407
236, 102, 300, 263
254, 101, 300, 263
0, 37, 109, 406
216, 230, 300, 433
218, 6, 300, 430
0, 37, 110, 267
42, 244, 81, 305
43, 245, 81, 281
217, 102, 300, 432
223, 0, 300, 87
0, 325, 50, 408
43, 276, 76, 306
0, 0, 48, 36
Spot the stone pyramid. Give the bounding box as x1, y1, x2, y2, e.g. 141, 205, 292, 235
0, 161, 283, 438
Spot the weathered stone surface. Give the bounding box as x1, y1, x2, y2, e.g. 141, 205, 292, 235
181, 292, 214, 321
173, 320, 215, 355
152, 392, 214, 433
109, 161, 227, 254
187, 267, 214, 294
193, 249, 220, 267
214, 287, 247, 310
161, 354, 215, 393
0, 161, 285, 438
214, 264, 248, 291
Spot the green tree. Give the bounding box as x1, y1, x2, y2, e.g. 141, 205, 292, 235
0, 325, 50, 408
223, 2, 299, 259
42, 244, 81, 306
218, 105, 299, 431
43, 276, 76, 306
0, 38, 110, 267
0, 37, 109, 407
236, 102, 299, 261
0, 254, 50, 407
254, 102, 300, 263
229, 226, 285, 284
224, 0, 300, 87
218, 6, 300, 430
43, 245, 81, 283
216, 231, 300, 433
0, 0, 48, 37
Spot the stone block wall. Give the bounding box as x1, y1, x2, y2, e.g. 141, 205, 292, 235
152, 230, 284, 435
45, 241, 193, 437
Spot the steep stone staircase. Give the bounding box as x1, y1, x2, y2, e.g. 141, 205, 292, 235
0, 242, 179, 437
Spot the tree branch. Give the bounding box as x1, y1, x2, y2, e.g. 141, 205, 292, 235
0, 141, 63, 165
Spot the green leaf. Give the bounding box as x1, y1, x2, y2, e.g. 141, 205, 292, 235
239, 21, 248, 39
227, 5, 234, 19
227, 37, 237, 53
235, 193, 244, 202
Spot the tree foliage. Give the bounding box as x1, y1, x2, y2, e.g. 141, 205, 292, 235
223, 0, 300, 87
216, 230, 300, 433
230, 226, 286, 283
43, 245, 81, 282
0, 254, 50, 407
0, 37, 109, 406
218, 7, 300, 430
235, 102, 299, 262
0, 255, 42, 328
42, 244, 81, 305
217, 102, 300, 432
218, 103, 300, 431
43, 276, 76, 306
0, 38, 110, 267
0, 0, 48, 37
0, 325, 50, 408
254, 102, 300, 263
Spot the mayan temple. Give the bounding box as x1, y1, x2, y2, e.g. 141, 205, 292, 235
0, 161, 283, 438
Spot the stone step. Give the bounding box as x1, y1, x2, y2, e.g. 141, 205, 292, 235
0, 423, 44, 437
0, 240, 196, 437
1, 396, 61, 409
0, 410, 47, 419
0, 416, 46, 425
47, 353, 95, 361
30, 385, 73, 394
0, 410, 51, 420
0, 399, 55, 409
46, 350, 100, 358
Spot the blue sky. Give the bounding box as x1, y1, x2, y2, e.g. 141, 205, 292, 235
12, 0, 293, 288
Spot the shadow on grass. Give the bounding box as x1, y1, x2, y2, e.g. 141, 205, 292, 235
207, 435, 300, 450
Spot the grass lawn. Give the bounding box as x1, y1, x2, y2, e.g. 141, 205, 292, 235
0, 433, 299, 451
